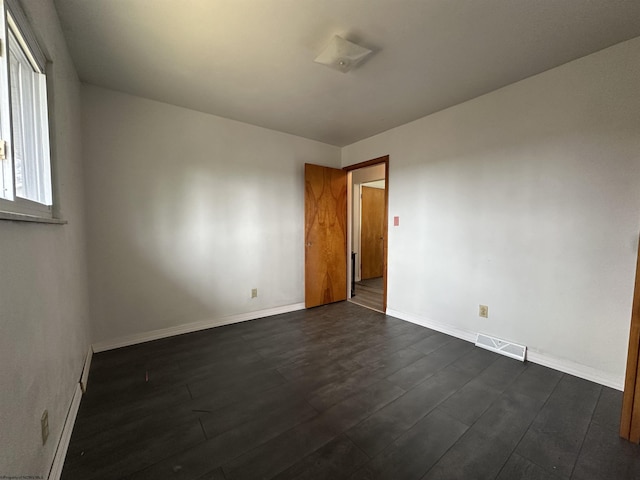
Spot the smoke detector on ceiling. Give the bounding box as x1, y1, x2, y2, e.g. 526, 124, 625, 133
314, 35, 372, 73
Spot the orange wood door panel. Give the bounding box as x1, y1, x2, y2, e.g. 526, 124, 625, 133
361, 186, 385, 280
621, 237, 640, 442
304, 164, 347, 308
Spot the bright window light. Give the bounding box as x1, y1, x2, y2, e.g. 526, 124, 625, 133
0, 0, 53, 217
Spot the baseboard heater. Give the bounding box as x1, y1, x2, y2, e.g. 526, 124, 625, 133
475, 333, 527, 362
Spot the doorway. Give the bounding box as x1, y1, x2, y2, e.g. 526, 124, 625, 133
345, 157, 388, 313
303, 157, 388, 311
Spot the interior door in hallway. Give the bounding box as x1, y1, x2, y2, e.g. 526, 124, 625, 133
304, 163, 347, 308
361, 186, 385, 280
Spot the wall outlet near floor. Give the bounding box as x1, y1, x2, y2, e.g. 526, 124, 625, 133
479, 305, 489, 318
41, 409, 49, 445
251, 288, 258, 298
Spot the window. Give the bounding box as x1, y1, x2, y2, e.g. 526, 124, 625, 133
0, 0, 52, 218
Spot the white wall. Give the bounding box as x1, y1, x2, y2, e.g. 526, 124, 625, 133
351, 164, 385, 185
82, 85, 341, 345
0, 0, 90, 476
343, 37, 640, 389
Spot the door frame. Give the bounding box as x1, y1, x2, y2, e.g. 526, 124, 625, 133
344, 155, 389, 312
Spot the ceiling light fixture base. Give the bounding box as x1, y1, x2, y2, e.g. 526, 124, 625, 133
314, 35, 372, 73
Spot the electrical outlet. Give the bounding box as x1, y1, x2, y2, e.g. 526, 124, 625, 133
479, 305, 489, 318
251, 288, 258, 298
41, 410, 49, 446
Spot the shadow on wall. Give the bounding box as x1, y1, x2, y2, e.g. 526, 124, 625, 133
89, 163, 304, 345
90, 238, 220, 345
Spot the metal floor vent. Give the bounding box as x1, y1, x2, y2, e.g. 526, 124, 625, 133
475, 333, 526, 362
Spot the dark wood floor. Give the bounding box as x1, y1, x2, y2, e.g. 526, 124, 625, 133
61, 302, 639, 480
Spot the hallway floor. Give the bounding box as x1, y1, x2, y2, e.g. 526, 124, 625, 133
349, 276, 384, 312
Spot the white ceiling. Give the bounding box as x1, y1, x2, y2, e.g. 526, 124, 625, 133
53, 0, 640, 147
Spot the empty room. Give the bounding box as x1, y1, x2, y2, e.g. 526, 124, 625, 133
2, 0, 640, 479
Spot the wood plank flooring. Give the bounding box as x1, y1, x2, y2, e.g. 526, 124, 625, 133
349, 277, 383, 312
61, 302, 640, 479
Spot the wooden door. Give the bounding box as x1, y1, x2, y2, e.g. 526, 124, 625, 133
361, 186, 385, 279
304, 164, 347, 308
621, 238, 640, 443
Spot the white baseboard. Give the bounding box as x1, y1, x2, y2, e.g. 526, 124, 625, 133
387, 308, 477, 343
80, 346, 93, 393
386, 308, 623, 391
92, 303, 306, 353
526, 350, 623, 391
48, 382, 83, 480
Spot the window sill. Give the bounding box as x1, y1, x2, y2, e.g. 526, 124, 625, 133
0, 210, 66, 224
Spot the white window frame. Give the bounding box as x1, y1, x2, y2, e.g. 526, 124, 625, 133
0, 0, 54, 220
